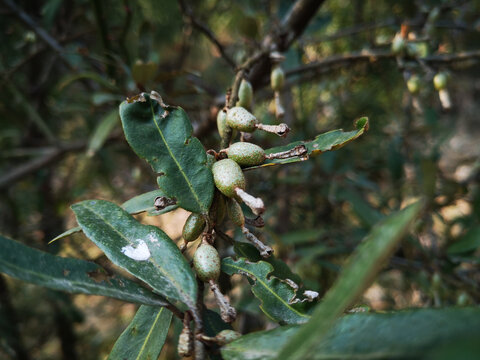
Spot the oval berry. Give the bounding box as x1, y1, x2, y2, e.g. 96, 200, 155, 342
270, 65, 285, 92
226, 107, 258, 132
212, 159, 245, 198
237, 79, 253, 109
182, 213, 205, 243
433, 72, 448, 91
226, 142, 266, 167
193, 244, 221, 282
227, 198, 245, 228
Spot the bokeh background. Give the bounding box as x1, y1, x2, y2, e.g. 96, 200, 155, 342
1, 0, 479, 359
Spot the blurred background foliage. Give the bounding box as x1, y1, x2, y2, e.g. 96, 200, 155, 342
0, 0, 479, 359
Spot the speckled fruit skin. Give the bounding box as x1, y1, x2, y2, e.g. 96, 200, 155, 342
227, 198, 245, 227
237, 79, 253, 109
226, 107, 257, 132
217, 110, 228, 139
212, 159, 245, 198
433, 72, 448, 91
182, 213, 205, 242
206, 153, 216, 168
216, 330, 241, 345
227, 142, 266, 167
193, 244, 220, 282
270, 66, 285, 92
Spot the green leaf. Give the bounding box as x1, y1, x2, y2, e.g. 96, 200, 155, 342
122, 189, 179, 216
50, 190, 178, 244
221, 307, 480, 360
49, 226, 82, 244
87, 109, 119, 157
222, 257, 312, 325
0, 235, 167, 306
447, 226, 480, 254
108, 306, 172, 360
72, 199, 197, 308
244, 117, 369, 171
119, 92, 214, 214
277, 201, 423, 359
233, 242, 302, 284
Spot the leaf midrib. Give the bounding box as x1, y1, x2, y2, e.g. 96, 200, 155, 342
149, 102, 205, 213
135, 307, 166, 360
78, 203, 194, 305
224, 261, 310, 320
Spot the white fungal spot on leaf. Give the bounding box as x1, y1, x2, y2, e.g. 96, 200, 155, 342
148, 233, 158, 243
121, 240, 151, 261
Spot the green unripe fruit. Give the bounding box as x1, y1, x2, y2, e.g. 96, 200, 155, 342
209, 191, 227, 225
433, 72, 448, 91
182, 213, 205, 242
212, 159, 245, 198
407, 75, 421, 94
217, 110, 228, 139
215, 330, 241, 345
226, 107, 258, 132
227, 199, 245, 228
271, 65, 285, 92
391, 34, 406, 55
226, 142, 266, 167
237, 79, 253, 109
193, 244, 221, 282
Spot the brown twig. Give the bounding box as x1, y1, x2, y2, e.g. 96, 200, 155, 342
2, 0, 74, 70
178, 0, 236, 69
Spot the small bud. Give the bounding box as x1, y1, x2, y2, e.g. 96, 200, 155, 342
217, 109, 229, 139
182, 213, 206, 243
193, 244, 221, 282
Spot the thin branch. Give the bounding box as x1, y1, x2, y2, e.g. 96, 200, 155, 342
286, 49, 480, 79
178, 0, 236, 69
2, 0, 74, 70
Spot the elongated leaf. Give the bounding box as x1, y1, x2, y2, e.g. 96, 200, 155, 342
87, 109, 119, 157
50, 190, 179, 244
49, 226, 82, 244
122, 189, 179, 216
57, 72, 117, 91
119, 92, 214, 213
222, 257, 312, 325
0, 235, 167, 306
233, 242, 302, 284
447, 226, 480, 254
244, 117, 368, 171
72, 200, 197, 308
221, 307, 480, 360
108, 306, 172, 360
277, 201, 423, 359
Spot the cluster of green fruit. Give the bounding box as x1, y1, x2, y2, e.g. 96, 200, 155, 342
180, 64, 303, 336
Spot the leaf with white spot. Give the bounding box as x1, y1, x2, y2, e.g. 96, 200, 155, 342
72, 199, 197, 308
